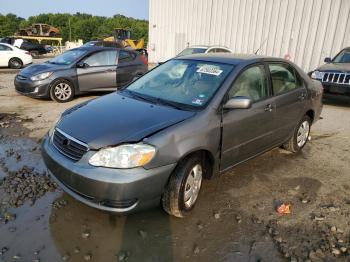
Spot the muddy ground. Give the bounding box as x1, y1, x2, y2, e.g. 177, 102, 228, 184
0, 69, 350, 262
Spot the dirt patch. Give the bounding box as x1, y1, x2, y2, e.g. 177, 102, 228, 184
0, 166, 56, 208
1, 73, 350, 261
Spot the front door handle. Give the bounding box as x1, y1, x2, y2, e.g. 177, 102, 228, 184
264, 104, 273, 112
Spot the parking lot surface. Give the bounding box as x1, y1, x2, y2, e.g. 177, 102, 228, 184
1, 69, 350, 261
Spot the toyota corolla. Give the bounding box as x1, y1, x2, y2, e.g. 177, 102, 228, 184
42, 54, 323, 217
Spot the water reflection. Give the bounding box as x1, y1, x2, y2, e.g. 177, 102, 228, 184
50, 194, 179, 262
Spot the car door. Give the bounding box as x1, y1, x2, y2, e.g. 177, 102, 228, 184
77, 50, 118, 91
220, 64, 276, 171
268, 62, 308, 143
116, 50, 137, 87
0, 44, 13, 67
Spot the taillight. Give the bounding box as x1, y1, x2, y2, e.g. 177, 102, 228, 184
140, 55, 148, 65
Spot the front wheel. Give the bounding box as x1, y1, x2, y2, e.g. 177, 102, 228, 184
283, 115, 311, 153
162, 156, 203, 218
50, 79, 75, 103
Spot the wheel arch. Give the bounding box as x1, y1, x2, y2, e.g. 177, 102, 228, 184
50, 77, 78, 93
305, 109, 315, 123
174, 149, 215, 180
8, 57, 23, 66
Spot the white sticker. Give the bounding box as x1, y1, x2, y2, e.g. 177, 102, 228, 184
197, 65, 223, 76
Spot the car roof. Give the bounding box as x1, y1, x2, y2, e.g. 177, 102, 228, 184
71, 46, 137, 54
176, 53, 287, 65
187, 45, 231, 50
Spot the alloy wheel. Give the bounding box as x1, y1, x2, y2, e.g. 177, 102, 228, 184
297, 121, 310, 147
54, 83, 72, 101
183, 164, 203, 209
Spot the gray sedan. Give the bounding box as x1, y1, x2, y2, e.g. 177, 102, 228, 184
14, 46, 148, 102
42, 54, 323, 217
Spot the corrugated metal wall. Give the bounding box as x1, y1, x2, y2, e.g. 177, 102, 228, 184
148, 0, 350, 72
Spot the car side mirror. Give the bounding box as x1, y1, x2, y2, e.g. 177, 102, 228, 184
76, 62, 89, 68
223, 97, 252, 110
324, 57, 332, 63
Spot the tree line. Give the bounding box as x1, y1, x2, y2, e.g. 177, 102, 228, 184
0, 13, 148, 43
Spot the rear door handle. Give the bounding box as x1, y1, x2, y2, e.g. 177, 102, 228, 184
264, 104, 273, 112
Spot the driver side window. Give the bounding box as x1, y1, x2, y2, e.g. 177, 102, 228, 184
84, 51, 117, 67
228, 65, 268, 102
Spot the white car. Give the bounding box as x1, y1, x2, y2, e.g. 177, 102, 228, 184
177, 45, 232, 57
0, 43, 32, 69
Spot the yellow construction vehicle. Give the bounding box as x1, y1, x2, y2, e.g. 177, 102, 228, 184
103, 28, 144, 50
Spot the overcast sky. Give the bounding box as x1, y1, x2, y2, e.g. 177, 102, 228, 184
1, 0, 149, 19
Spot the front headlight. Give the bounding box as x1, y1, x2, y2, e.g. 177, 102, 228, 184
89, 144, 156, 169
311, 71, 324, 80
30, 72, 53, 81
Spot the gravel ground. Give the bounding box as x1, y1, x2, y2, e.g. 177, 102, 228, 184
0, 70, 350, 262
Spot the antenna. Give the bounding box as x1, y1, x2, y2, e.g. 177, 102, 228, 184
254, 37, 268, 55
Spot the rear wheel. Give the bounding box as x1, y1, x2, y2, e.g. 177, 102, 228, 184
283, 115, 311, 153
50, 79, 75, 103
8, 58, 23, 69
162, 155, 203, 218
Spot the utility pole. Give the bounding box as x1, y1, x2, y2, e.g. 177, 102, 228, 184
69, 18, 72, 42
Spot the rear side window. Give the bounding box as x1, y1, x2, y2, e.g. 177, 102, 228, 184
228, 65, 268, 102
84, 50, 117, 66
269, 63, 300, 95
209, 48, 230, 53
118, 50, 135, 63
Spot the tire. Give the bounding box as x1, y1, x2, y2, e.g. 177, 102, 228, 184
8, 58, 23, 69
30, 51, 39, 58
283, 115, 311, 153
50, 79, 75, 103
162, 155, 204, 218
49, 32, 56, 37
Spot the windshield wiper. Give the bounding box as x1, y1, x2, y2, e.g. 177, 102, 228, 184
121, 90, 193, 111
154, 98, 191, 111
121, 90, 157, 104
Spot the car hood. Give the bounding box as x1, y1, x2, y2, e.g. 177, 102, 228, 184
19, 62, 69, 76
317, 63, 350, 73
57, 92, 196, 149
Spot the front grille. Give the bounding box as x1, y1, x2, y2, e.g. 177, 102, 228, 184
52, 128, 89, 161
99, 199, 138, 209
322, 72, 350, 85
15, 85, 35, 93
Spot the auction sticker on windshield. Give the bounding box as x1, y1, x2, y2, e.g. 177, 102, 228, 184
197, 65, 223, 76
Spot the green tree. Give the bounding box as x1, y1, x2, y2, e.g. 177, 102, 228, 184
0, 12, 148, 44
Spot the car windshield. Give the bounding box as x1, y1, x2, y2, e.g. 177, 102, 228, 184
124, 59, 234, 110
333, 50, 350, 63
177, 48, 207, 57
48, 49, 87, 65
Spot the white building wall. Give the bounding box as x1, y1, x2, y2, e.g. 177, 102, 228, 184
148, 0, 350, 72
